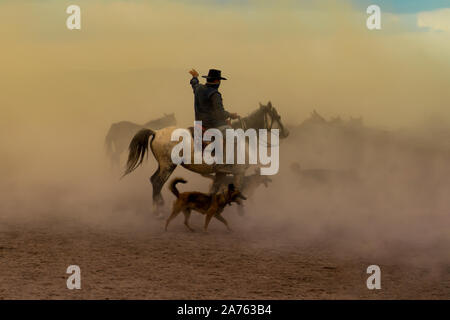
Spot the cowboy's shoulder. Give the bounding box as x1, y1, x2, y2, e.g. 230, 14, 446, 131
195, 83, 208, 91
206, 87, 221, 99
195, 84, 221, 99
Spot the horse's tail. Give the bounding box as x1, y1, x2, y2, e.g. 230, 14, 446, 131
104, 124, 116, 157
122, 129, 156, 177
169, 178, 187, 198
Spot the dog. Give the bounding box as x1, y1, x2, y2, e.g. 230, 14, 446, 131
202, 168, 272, 216
166, 178, 247, 232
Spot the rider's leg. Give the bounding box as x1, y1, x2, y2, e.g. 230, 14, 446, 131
210, 172, 227, 193
214, 124, 235, 173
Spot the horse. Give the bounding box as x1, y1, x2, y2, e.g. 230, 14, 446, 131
105, 113, 177, 167
123, 102, 289, 217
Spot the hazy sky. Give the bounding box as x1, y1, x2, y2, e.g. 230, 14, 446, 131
1, 0, 449, 137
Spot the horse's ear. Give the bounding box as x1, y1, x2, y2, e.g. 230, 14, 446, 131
259, 102, 263, 109
267, 101, 272, 108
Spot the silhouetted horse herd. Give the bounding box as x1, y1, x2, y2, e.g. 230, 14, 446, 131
105, 107, 364, 229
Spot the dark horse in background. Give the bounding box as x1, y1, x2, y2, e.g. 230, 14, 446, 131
105, 113, 177, 167
123, 102, 289, 217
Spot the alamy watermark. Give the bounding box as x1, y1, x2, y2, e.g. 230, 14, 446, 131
366, 265, 381, 290
170, 121, 279, 175
65, 4, 382, 31
66, 265, 81, 290
66, 5, 81, 30
367, 5, 381, 30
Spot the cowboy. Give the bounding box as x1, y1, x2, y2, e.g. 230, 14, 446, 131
189, 68, 239, 133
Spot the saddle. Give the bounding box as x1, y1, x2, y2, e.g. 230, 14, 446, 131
188, 125, 212, 151
187, 125, 236, 174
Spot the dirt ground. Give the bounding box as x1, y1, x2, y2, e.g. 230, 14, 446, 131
2, 119, 450, 300
1, 215, 448, 300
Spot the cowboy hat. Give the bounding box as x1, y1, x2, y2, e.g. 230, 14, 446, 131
202, 69, 227, 80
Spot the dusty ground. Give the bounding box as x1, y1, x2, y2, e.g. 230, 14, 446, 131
1, 119, 450, 300
1, 215, 448, 300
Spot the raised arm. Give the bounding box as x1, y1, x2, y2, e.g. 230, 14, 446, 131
189, 69, 199, 93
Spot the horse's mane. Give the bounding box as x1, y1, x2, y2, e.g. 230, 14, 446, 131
231, 106, 266, 129
243, 107, 267, 122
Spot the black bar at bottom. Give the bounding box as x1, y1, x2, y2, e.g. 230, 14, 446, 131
0, 300, 446, 319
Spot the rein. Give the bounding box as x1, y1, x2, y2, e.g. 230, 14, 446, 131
233, 107, 281, 147
238, 116, 248, 131
260, 108, 280, 147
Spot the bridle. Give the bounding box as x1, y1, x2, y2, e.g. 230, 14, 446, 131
264, 108, 280, 130
236, 106, 284, 146
261, 107, 283, 147
238, 116, 248, 131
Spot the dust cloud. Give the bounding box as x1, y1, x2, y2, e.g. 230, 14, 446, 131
1, 0, 449, 274
244, 116, 450, 268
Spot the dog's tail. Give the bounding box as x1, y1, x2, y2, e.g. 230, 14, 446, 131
169, 177, 187, 198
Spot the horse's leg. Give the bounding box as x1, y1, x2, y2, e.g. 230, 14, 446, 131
113, 138, 128, 168
111, 150, 120, 168
150, 163, 176, 218
210, 172, 226, 194
233, 172, 246, 216
233, 172, 245, 188
109, 136, 127, 169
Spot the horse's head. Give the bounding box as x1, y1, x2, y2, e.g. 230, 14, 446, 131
259, 101, 289, 138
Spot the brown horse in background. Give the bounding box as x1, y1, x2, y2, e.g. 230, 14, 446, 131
105, 113, 177, 167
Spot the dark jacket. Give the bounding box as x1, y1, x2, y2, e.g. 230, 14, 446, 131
190, 77, 230, 128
